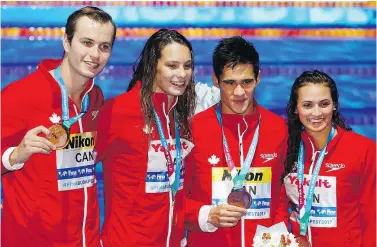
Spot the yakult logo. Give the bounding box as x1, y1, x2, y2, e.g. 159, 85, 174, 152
260, 153, 277, 163
288, 175, 332, 188
151, 141, 189, 152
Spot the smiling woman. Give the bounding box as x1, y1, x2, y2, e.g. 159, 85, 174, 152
277, 70, 376, 247
94, 29, 197, 247
153, 42, 193, 102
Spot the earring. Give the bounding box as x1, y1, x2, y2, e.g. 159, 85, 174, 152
333, 107, 336, 110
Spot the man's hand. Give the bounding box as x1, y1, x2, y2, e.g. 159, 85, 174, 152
208, 204, 247, 228
9, 126, 55, 166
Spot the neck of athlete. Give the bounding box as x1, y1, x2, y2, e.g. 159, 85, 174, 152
306, 124, 334, 150
59, 59, 91, 109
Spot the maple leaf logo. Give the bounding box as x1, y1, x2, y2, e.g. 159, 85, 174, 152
208, 154, 220, 166
49, 113, 61, 124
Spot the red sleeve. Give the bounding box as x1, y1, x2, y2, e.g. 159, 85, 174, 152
273, 128, 289, 226
1, 83, 28, 174
274, 183, 289, 227
92, 85, 104, 109
184, 149, 205, 232
359, 140, 376, 246
94, 98, 115, 163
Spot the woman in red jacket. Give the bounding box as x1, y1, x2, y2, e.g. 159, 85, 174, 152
95, 29, 196, 247
279, 70, 376, 247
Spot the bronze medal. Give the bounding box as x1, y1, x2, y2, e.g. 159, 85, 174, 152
295, 235, 311, 247
47, 124, 69, 149
227, 187, 252, 209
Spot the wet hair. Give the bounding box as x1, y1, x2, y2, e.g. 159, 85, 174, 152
212, 36, 259, 80
65, 6, 117, 45
282, 70, 352, 181
127, 29, 196, 139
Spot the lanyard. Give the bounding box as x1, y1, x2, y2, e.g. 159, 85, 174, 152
297, 127, 335, 236
215, 104, 260, 190
153, 109, 182, 201
54, 66, 90, 130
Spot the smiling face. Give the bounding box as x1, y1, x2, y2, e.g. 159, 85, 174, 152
214, 63, 260, 115
152, 42, 193, 98
63, 16, 114, 80
296, 83, 335, 136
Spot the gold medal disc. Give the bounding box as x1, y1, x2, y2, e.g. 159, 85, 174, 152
47, 124, 69, 149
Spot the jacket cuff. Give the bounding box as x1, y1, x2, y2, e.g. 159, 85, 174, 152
198, 205, 218, 232
2, 147, 24, 171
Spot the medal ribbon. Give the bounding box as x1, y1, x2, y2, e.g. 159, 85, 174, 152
153, 109, 182, 201
54, 66, 90, 130
297, 126, 335, 236
215, 104, 260, 190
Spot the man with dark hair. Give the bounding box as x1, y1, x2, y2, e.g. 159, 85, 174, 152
1, 6, 116, 247
185, 36, 288, 247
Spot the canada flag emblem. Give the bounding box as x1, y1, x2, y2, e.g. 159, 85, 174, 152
208, 154, 220, 166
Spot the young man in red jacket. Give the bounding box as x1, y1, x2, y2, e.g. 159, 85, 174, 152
1, 7, 116, 247
185, 36, 288, 247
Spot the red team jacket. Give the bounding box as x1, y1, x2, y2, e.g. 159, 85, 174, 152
275, 127, 376, 247
95, 81, 193, 247
1, 59, 104, 247
185, 103, 287, 247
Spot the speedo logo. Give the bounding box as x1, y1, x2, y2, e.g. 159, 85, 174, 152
64, 135, 95, 149
325, 163, 345, 172
260, 153, 277, 163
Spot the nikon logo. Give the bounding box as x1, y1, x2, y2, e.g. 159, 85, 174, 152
65, 135, 95, 149
222, 169, 263, 182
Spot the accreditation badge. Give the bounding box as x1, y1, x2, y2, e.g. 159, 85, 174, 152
284, 173, 337, 228
56, 131, 97, 191
145, 138, 194, 193
212, 167, 272, 219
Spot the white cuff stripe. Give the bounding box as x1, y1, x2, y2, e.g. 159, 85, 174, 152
198, 205, 218, 232
2, 147, 24, 171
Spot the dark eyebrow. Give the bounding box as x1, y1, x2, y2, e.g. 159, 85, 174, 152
80, 37, 94, 41
80, 37, 111, 45
166, 60, 192, 64
222, 79, 235, 83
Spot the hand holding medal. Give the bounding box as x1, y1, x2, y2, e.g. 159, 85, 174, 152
207, 204, 247, 228
9, 126, 55, 166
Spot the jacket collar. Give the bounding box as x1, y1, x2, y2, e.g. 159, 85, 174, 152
132, 80, 178, 118
220, 100, 260, 139
301, 125, 344, 159
152, 92, 178, 117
